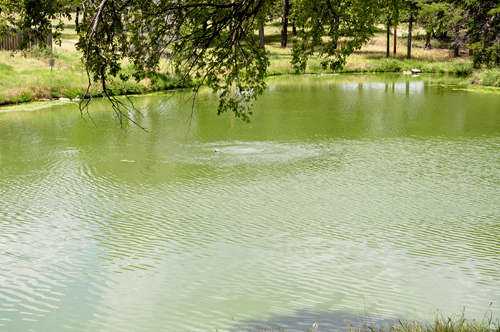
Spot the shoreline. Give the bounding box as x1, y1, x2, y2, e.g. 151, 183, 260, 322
1, 70, 499, 111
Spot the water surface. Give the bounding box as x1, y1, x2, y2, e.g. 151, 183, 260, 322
1, 75, 499, 331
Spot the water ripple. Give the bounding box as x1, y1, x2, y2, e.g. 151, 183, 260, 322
1, 79, 500, 331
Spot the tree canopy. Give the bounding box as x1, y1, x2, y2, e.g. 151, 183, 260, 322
465, 0, 500, 67
73, 0, 383, 124
0, 0, 71, 48
291, 0, 380, 72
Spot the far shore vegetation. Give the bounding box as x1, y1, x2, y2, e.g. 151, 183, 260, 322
0, 17, 499, 106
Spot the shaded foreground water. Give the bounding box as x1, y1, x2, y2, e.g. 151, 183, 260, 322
0, 75, 499, 331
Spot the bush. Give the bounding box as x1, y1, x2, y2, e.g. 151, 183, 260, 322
26, 45, 58, 59
11, 91, 35, 103
471, 68, 500, 86
452, 62, 473, 76
375, 59, 405, 72
61, 88, 84, 99
470, 42, 500, 68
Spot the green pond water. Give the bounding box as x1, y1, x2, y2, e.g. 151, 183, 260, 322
0, 74, 499, 331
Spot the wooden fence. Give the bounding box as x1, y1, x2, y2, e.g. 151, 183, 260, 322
0, 31, 52, 51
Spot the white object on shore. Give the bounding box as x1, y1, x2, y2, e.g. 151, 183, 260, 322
59, 97, 71, 101
214, 148, 220, 152
411, 69, 421, 73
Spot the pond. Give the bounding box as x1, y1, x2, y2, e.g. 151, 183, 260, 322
1, 74, 499, 331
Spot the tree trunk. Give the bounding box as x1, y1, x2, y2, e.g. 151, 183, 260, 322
330, 14, 339, 50
290, 1, 296, 36
75, 7, 80, 30
407, 9, 413, 60
259, 23, 265, 49
393, 26, 397, 56
454, 43, 459, 57
281, 0, 289, 48
386, 22, 390, 58
425, 32, 431, 49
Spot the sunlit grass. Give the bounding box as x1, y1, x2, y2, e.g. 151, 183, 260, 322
262, 23, 473, 75
471, 68, 500, 87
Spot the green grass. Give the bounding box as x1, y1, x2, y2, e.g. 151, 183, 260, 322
0, 16, 184, 105
262, 25, 474, 76
365, 59, 473, 75
266, 57, 473, 75
352, 310, 500, 332
471, 68, 500, 87
0, 44, 181, 105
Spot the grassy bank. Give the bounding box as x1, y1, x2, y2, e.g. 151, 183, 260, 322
471, 68, 500, 87
347, 313, 500, 332
0, 18, 498, 106
232, 311, 500, 332
0, 45, 184, 105
0, 19, 185, 105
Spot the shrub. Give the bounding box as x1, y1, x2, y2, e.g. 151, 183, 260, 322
452, 63, 473, 76
61, 88, 84, 99
382, 59, 404, 72
471, 68, 500, 86
26, 45, 58, 59
12, 91, 35, 103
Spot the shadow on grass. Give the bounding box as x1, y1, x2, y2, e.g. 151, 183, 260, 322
268, 54, 293, 58
60, 32, 77, 40
264, 33, 296, 45
351, 51, 388, 59
227, 309, 398, 332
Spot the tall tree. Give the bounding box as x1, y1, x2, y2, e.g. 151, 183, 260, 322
0, 0, 70, 49
386, 11, 392, 57
259, 23, 265, 49
417, 0, 453, 49
407, 2, 413, 58
381, 0, 403, 57
463, 0, 500, 66
281, 0, 289, 47
378, 0, 398, 58
406, 0, 418, 59
291, 0, 380, 72
258, 4, 267, 49
387, 22, 391, 57
75, 6, 80, 30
